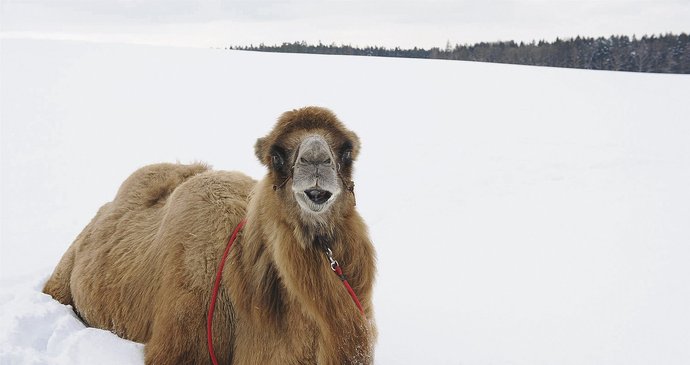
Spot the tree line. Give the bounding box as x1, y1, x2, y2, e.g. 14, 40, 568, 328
230, 33, 689, 74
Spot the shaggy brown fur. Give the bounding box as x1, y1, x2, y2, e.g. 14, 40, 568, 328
43, 107, 377, 364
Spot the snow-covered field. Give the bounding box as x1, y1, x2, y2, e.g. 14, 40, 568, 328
1, 38, 690, 364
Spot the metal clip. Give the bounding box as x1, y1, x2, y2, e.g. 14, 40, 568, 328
324, 247, 338, 271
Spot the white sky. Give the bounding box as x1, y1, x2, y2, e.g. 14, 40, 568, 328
1, 0, 689, 48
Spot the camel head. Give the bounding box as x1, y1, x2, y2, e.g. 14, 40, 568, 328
254, 107, 361, 224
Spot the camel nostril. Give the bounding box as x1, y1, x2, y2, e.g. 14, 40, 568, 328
304, 189, 332, 204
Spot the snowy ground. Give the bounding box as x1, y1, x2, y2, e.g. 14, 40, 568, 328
1, 38, 690, 365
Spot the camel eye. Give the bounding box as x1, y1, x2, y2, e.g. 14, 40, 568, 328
339, 141, 354, 166
341, 150, 352, 163
270, 145, 288, 170
271, 154, 284, 169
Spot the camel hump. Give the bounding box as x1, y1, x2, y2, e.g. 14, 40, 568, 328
190, 170, 257, 202
114, 163, 210, 208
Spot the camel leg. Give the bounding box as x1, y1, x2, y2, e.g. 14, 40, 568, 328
43, 244, 76, 306
145, 289, 221, 365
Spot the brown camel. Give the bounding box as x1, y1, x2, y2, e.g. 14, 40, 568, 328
43, 106, 377, 364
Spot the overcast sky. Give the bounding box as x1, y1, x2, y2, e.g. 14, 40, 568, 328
1, 0, 689, 48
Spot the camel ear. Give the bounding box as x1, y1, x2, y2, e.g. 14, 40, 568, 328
254, 137, 267, 165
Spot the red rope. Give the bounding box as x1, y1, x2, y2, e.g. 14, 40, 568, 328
333, 265, 366, 316
207, 219, 365, 365
207, 218, 246, 365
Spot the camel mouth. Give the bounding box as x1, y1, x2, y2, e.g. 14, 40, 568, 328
296, 189, 335, 213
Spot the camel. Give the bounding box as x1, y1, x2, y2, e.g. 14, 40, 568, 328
42, 106, 377, 364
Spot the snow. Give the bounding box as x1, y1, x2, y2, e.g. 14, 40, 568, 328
2, 38, 690, 364
0, 276, 144, 365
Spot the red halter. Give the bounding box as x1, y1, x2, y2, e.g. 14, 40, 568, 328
207, 218, 246, 365
206, 219, 365, 365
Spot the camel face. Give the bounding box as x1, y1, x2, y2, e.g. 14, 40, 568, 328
291, 135, 342, 213
255, 107, 360, 221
